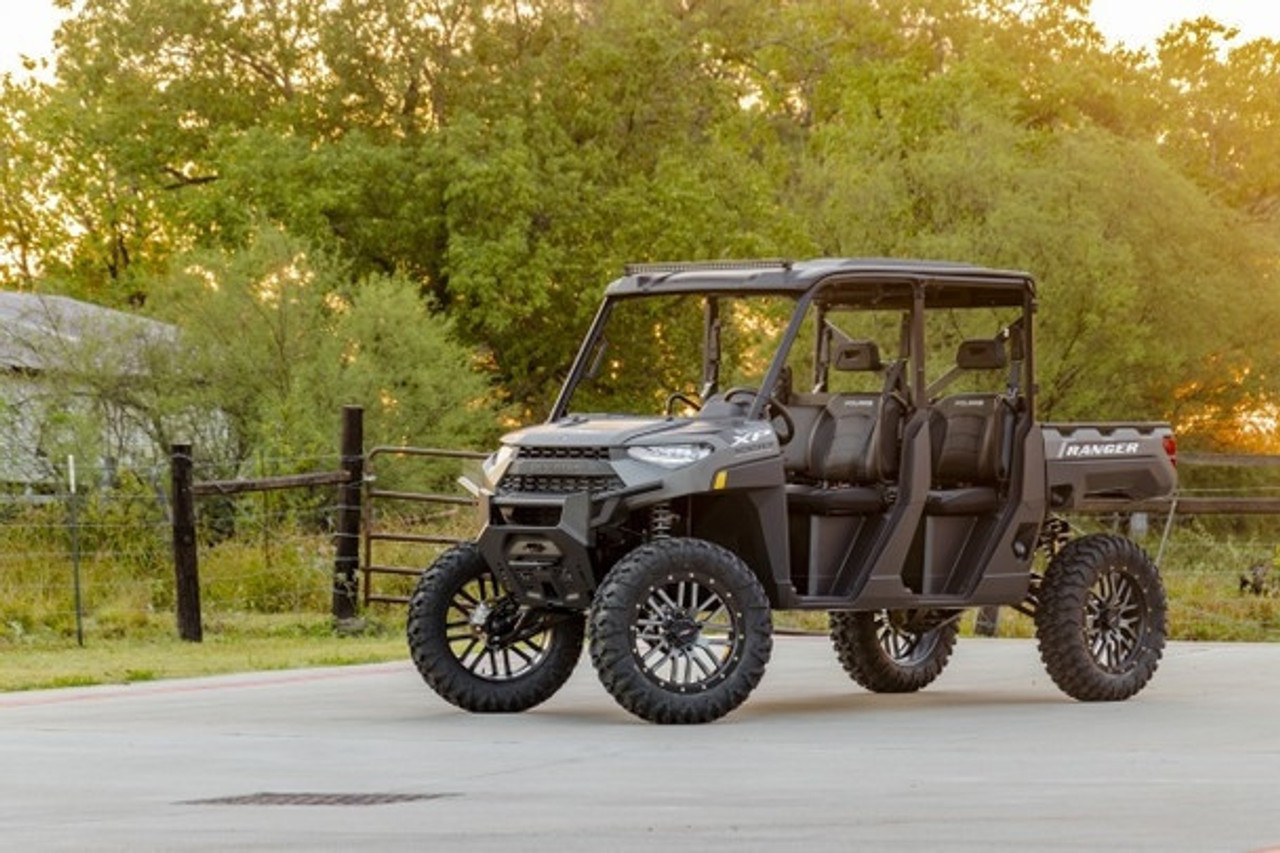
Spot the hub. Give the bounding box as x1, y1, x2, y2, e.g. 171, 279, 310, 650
663, 614, 702, 650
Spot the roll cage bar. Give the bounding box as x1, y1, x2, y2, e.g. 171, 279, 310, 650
550, 261, 1037, 423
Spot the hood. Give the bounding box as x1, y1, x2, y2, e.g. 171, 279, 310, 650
502, 414, 731, 449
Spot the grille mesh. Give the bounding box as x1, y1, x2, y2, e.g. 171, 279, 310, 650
499, 474, 624, 495
517, 446, 610, 460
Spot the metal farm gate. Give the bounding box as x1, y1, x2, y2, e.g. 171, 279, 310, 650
360, 446, 486, 605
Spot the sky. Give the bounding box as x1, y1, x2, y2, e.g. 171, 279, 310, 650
1, 0, 1280, 78
1090, 0, 1280, 48
0, 1, 64, 78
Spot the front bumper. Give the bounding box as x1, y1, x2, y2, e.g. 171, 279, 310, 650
476, 483, 660, 609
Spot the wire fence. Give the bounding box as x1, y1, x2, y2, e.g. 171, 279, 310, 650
995, 481, 1280, 642
0, 455, 347, 647
2, 452, 1279, 648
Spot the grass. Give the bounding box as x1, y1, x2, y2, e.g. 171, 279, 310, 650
2, 496, 1278, 694
7, 555, 1275, 694
0, 498, 458, 693
3, 583, 1276, 695
0, 613, 409, 692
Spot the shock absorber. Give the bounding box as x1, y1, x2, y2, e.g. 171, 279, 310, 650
1039, 516, 1072, 557
648, 502, 677, 539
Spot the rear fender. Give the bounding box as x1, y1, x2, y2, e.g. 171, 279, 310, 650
1042, 423, 1177, 510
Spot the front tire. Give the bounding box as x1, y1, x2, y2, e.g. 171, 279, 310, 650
406, 543, 585, 713
589, 538, 773, 724
829, 610, 959, 693
1035, 534, 1166, 701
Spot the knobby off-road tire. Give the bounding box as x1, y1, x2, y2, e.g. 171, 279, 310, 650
406, 543, 584, 713
829, 610, 959, 693
1035, 533, 1166, 702
589, 537, 773, 724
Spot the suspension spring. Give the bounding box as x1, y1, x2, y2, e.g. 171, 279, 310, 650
1039, 516, 1072, 557
649, 503, 677, 539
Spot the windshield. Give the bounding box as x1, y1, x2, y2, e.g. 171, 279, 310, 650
561, 292, 796, 417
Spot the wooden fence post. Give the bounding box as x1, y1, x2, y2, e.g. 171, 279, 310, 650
170, 443, 203, 642
333, 406, 364, 621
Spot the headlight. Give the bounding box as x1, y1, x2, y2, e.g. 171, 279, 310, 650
482, 445, 516, 484
626, 444, 712, 469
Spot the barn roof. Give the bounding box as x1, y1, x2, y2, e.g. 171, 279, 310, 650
0, 291, 175, 373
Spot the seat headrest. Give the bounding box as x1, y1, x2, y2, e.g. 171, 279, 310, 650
956, 339, 1006, 370
833, 340, 882, 372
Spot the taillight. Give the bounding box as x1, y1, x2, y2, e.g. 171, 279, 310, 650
1162, 434, 1177, 467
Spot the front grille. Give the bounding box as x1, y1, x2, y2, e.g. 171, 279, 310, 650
517, 446, 611, 461
498, 474, 624, 495
498, 445, 621, 495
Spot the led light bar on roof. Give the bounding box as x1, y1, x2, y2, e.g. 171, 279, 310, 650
623, 258, 793, 276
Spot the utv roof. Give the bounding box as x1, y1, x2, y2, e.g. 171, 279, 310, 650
607, 258, 1035, 308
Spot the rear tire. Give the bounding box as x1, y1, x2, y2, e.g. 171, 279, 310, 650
1035, 533, 1166, 701
406, 543, 584, 713
589, 538, 772, 724
829, 610, 959, 693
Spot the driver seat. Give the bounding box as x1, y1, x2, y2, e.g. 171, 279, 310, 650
787, 341, 904, 515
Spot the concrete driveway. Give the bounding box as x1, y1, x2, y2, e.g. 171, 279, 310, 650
2, 637, 1278, 852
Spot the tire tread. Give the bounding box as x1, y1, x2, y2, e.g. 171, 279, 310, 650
1034, 533, 1166, 702
588, 538, 772, 724
406, 543, 584, 713
829, 611, 958, 693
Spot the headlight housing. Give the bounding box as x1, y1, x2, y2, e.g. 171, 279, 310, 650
482, 445, 516, 485
626, 444, 712, 469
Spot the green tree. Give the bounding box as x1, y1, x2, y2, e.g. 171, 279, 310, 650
150, 225, 496, 466
2, 0, 1277, 448
1154, 21, 1280, 221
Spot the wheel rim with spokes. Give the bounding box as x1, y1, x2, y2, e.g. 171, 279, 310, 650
874, 611, 939, 665
631, 577, 740, 693
445, 570, 551, 682
1084, 568, 1145, 673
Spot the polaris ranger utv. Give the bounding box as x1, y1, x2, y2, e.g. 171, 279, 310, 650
407, 259, 1177, 724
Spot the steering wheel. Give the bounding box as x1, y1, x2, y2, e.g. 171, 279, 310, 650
664, 391, 702, 416
723, 387, 795, 446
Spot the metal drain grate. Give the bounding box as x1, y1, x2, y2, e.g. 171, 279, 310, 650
179, 792, 456, 807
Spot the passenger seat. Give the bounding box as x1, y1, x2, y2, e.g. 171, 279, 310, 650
787, 341, 904, 515
925, 340, 1013, 516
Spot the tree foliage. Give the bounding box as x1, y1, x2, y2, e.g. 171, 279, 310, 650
150, 225, 496, 464
1, 0, 1278, 453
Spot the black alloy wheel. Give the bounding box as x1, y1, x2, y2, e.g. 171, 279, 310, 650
589, 537, 772, 724
829, 609, 959, 693
407, 543, 584, 713
1035, 533, 1166, 701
